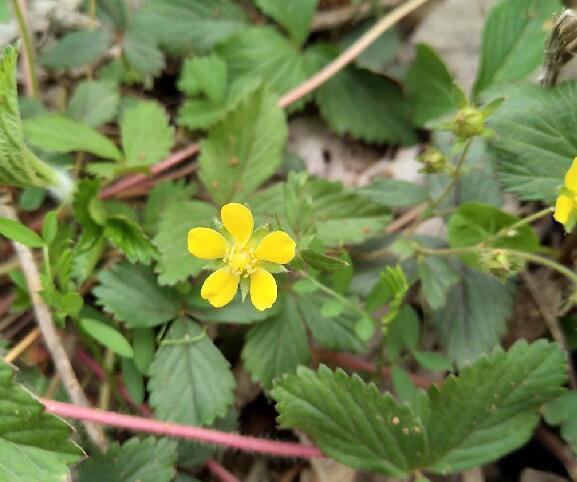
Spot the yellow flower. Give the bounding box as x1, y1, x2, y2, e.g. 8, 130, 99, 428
554, 157, 577, 231
187, 203, 296, 311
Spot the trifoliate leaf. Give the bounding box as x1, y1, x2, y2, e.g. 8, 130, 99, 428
0, 360, 83, 481
67, 80, 119, 128
406, 44, 462, 126
79, 318, 134, 358
430, 264, 514, 366
489, 82, 577, 201
418, 256, 459, 310
93, 262, 180, 328
153, 200, 216, 285
123, 28, 165, 77
78, 437, 177, 482
199, 84, 287, 204
242, 296, 309, 388
149, 318, 235, 426
473, 0, 561, 96
253, 0, 318, 45
272, 340, 566, 476
132, 0, 247, 54
41, 30, 113, 69
0, 45, 61, 189
104, 215, 157, 265
0, 218, 44, 247
24, 114, 122, 161
120, 101, 174, 167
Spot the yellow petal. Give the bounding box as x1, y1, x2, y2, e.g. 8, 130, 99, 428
201, 268, 239, 308
554, 194, 574, 225
250, 268, 277, 311
187, 227, 228, 260
255, 231, 296, 264
565, 157, 577, 192
221, 203, 253, 246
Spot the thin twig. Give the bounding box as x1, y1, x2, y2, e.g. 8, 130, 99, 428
279, 0, 432, 108
42, 399, 324, 458
206, 459, 241, 482
3, 326, 40, 363
311, 0, 404, 31
522, 271, 577, 390
536, 426, 577, 481
0, 193, 107, 450
10, 0, 39, 98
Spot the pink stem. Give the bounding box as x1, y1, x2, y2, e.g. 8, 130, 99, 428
100, 143, 200, 199
42, 399, 323, 458
205, 459, 241, 482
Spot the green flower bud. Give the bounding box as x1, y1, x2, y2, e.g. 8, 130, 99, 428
418, 146, 448, 174
450, 107, 486, 140
480, 249, 524, 281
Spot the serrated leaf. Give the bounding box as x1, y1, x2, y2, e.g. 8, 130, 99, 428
199, 84, 287, 204
67, 80, 119, 128
79, 318, 134, 358
93, 262, 180, 328
406, 44, 461, 126
179, 54, 227, 103
104, 215, 157, 265
121, 101, 174, 167
473, 0, 561, 96
272, 340, 566, 476
253, 0, 318, 45
144, 181, 195, 234
315, 64, 416, 145
133, 0, 247, 54
0, 45, 60, 189
78, 437, 176, 482
0, 218, 44, 247
430, 264, 514, 366
41, 30, 113, 69
24, 114, 122, 161
242, 296, 309, 388
153, 200, 216, 285
489, 82, 577, 201
0, 360, 83, 481
149, 318, 235, 426
123, 28, 165, 77
418, 257, 459, 310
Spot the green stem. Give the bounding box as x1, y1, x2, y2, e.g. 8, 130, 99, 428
11, 0, 39, 99
430, 139, 473, 210
481, 207, 553, 247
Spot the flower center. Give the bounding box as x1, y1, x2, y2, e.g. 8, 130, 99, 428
224, 245, 257, 277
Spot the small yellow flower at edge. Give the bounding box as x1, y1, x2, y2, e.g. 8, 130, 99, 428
187, 203, 296, 311
554, 157, 577, 232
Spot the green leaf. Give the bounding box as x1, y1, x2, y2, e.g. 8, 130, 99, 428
93, 262, 181, 328
272, 340, 566, 476
406, 44, 462, 126
67, 80, 119, 128
418, 257, 459, 310
320, 299, 345, 318
391, 365, 419, 403
78, 437, 177, 482
144, 181, 195, 234
104, 216, 157, 265
315, 64, 416, 145
430, 264, 514, 366
489, 82, 577, 201
253, 0, 318, 45
0, 217, 44, 247
242, 296, 309, 388
413, 351, 452, 372
120, 101, 174, 167
153, 200, 216, 285
354, 316, 375, 341
133, 0, 247, 54
42, 210, 58, 245
199, 84, 287, 204
360, 178, 429, 207
0, 1, 10, 22
132, 328, 156, 375
149, 318, 235, 425
0, 360, 83, 481
80, 318, 134, 358
123, 28, 165, 77
473, 0, 561, 96
447, 202, 540, 263
300, 249, 349, 272
24, 114, 122, 161
543, 392, 577, 454
41, 30, 113, 69
121, 357, 145, 404
179, 54, 227, 103
0, 45, 61, 189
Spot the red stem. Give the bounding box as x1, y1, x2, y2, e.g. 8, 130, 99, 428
205, 459, 241, 482
42, 399, 323, 458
